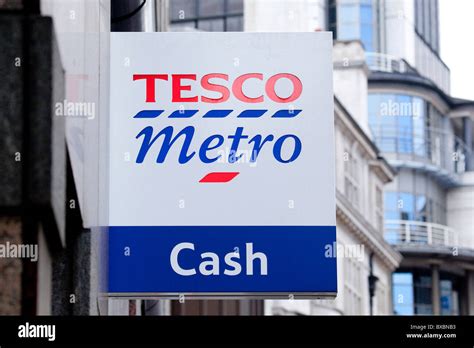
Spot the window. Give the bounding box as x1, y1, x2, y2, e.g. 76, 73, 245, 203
359, 0, 373, 51
431, 0, 439, 52
330, 0, 377, 52
376, 283, 387, 314
344, 148, 360, 208
412, 97, 426, 157
393, 271, 434, 315
440, 280, 453, 315
415, 0, 423, 36
375, 186, 383, 232
368, 93, 450, 165
397, 94, 413, 154
384, 191, 441, 224
393, 272, 414, 315
368, 93, 396, 153
393, 271, 461, 316
415, 195, 427, 222
198, 18, 224, 31
170, 0, 243, 32
423, 0, 431, 45
199, 0, 225, 16
399, 192, 415, 220
414, 0, 439, 53
170, 0, 197, 21
384, 192, 398, 220
440, 276, 461, 316
414, 275, 433, 314
344, 257, 363, 314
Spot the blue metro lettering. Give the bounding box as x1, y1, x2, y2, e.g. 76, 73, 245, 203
199, 134, 224, 163
136, 125, 196, 164
135, 126, 302, 164
273, 135, 302, 163
228, 127, 248, 163
248, 134, 274, 162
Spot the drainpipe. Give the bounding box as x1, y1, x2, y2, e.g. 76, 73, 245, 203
432, 264, 441, 315
463, 117, 473, 171
368, 253, 379, 315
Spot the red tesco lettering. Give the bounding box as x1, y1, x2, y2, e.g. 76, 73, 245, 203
132, 73, 302, 104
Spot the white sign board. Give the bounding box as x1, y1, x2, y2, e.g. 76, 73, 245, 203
107, 32, 336, 297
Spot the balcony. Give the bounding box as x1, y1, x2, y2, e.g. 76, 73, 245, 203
366, 37, 451, 94
366, 52, 418, 75
384, 220, 458, 248
370, 126, 470, 186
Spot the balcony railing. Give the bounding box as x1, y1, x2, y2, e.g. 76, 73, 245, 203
366, 52, 418, 75
384, 220, 458, 248
370, 125, 469, 177
366, 36, 451, 94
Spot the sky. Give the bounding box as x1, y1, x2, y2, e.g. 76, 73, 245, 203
439, 0, 474, 100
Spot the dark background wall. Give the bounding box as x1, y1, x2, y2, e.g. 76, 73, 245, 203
0, 7, 92, 315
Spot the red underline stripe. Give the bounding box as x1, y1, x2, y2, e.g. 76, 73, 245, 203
199, 172, 240, 183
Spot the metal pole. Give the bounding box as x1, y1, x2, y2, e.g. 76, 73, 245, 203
111, 0, 147, 32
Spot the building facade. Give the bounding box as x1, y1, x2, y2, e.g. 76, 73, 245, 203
245, 0, 474, 315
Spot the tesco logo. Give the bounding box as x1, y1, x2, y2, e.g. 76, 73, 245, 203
131, 73, 304, 183
133, 73, 302, 103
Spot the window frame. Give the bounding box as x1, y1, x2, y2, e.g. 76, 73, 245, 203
169, 0, 244, 32
344, 145, 361, 209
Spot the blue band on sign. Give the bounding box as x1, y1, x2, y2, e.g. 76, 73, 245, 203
108, 226, 337, 293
